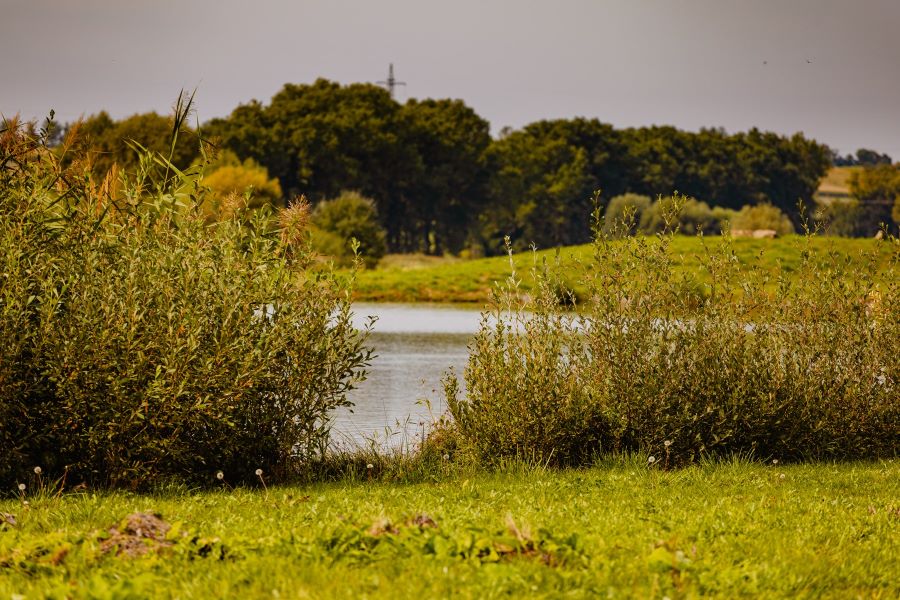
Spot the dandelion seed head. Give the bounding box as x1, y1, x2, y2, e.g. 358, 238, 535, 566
216, 471, 224, 480
366, 463, 374, 470
772, 459, 779, 465
442, 454, 450, 461
779, 473, 785, 480
648, 456, 656, 464
255, 468, 263, 476
663, 440, 672, 448
17, 483, 26, 491
33, 466, 42, 475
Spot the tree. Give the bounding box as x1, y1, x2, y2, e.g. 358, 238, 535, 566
484, 118, 628, 251
849, 165, 900, 235
80, 111, 199, 176
399, 98, 491, 254
310, 191, 388, 268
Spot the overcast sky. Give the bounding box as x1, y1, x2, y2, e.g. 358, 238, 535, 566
2, 0, 898, 156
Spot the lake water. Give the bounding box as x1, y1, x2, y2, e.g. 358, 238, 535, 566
330, 303, 484, 447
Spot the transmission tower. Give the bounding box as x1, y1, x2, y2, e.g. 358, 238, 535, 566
377, 63, 406, 98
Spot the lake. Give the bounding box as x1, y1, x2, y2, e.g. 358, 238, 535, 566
331, 303, 484, 447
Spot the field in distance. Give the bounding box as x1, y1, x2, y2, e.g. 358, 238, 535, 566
354, 235, 895, 304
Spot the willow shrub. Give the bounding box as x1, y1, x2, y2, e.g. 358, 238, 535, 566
445, 199, 899, 466
0, 117, 371, 488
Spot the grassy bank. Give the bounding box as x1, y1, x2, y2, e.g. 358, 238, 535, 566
355, 236, 894, 304
2, 459, 898, 598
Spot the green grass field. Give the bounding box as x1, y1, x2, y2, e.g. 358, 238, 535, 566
2, 459, 897, 598
355, 236, 895, 304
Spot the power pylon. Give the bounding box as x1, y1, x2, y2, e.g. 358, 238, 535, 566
377, 63, 406, 98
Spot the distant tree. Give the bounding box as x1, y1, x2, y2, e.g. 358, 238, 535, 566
310, 191, 387, 268
849, 164, 900, 235
80, 111, 199, 176
855, 148, 892, 166
399, 98, 491, 254
484, 118, 628, 251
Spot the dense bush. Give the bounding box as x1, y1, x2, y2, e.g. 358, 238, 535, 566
444, 200, 899, 466
310, 191, 388, 268
730, 203, 795, 235
0, 114, 371, 488
201, 150, 283, 220
602, 194, 651, 237
638, 194, 735, 236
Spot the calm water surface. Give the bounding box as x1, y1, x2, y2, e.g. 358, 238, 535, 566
331, 303, 484, 446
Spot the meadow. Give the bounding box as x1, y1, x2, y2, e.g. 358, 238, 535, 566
355, 235, 895, 304
2, 458, 898, 599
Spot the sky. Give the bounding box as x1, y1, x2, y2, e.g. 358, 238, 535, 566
2, 0, 899, 157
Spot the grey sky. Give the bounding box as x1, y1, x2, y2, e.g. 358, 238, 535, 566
2, 0, 899, 156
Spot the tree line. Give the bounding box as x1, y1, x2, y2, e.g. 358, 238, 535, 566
68, 79, 845, 254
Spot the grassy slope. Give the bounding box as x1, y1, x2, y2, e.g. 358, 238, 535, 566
355, 236, 894, 304
818, 166, 861, 196
1, 460, 897, 598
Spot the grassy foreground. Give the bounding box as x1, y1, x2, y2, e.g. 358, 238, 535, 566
2, 459, 898, 599
355, 236, 894, 303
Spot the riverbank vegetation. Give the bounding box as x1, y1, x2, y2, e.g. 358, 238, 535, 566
0, 100, 372, 490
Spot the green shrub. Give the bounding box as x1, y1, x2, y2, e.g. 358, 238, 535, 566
602, 194, 651, 237
0, 111, 371, 488
814, 199, 864, 237
201, 150, 283, 220
639, 194, 734, 236
311, 191, 388, 268
444, 200, 899, 466
730, 203, 795, 235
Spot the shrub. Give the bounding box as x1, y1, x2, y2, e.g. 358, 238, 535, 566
639, 194, 734, 236
602, 194, 651, 237
443, 200, 899, 466
0, 111, 372, 488
730, 203, 795, 235
311, 191, 388, 268
814, 199, 864, 237
201, 150, 283, 220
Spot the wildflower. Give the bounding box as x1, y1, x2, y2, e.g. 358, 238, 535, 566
648, 456, 656, 464
33, 466, 42, 475
663, 440, 672, 448
216, 471, 224, 480
255, 468, 263, 476
17, 483, 25, 491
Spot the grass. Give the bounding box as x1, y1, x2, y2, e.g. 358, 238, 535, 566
356, 236, 895, 304
1, 459, 897, 598
818, 166, 861, 196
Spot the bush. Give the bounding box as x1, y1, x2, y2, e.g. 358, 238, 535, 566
0, 114, 371, 488
443, 202, 899, 466
730, 203, 795, 235
311, 191, 388, 268
814, 199, 864, 237
638, 194, 734, 236
602, 194, 652, 237
201, 150, 283, 220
